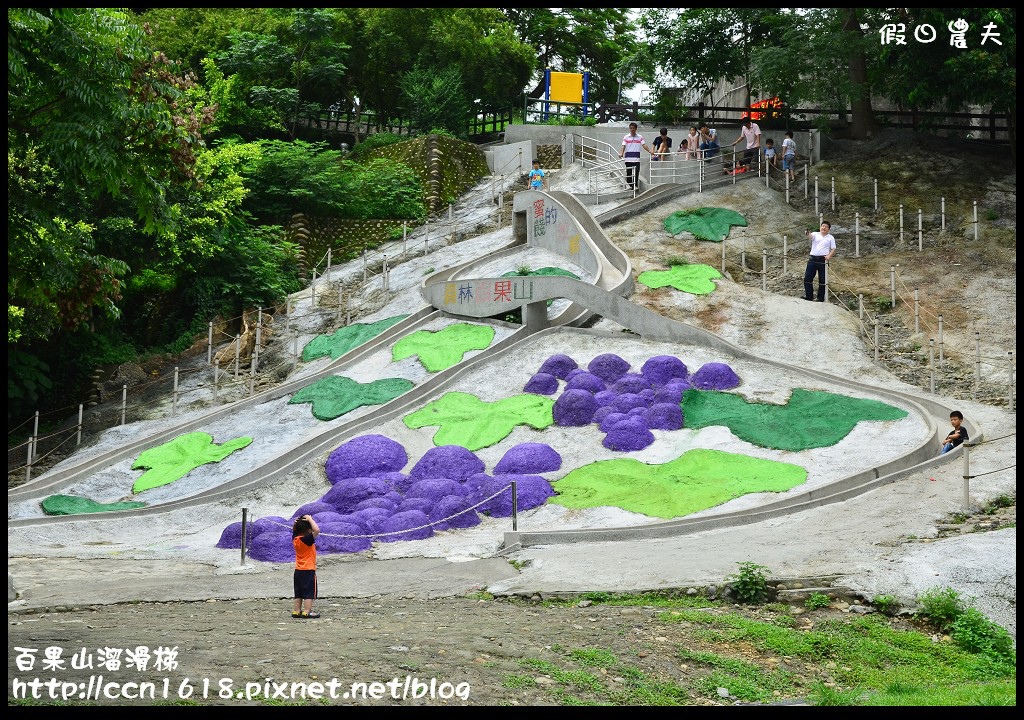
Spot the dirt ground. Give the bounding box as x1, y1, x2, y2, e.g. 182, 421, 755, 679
8, 130, 1016, 706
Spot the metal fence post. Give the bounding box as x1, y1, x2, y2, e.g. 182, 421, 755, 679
782, 235, 788, 275
890, 266, 896, 309
814, 176, 819, 216
973, 200, 979, 240
121, 384, 127, 426
961, 445, 971, 513
941, 197, 946, 231
899, 204, 904, 245
208, 322, 213, 365
761, 248, 767, 291
873, 178, 878, 211
874, 319, 880, 362
938, 315, 944, 362
77, 404, 83, 447
172, 366, 179, 417
855, 212, 860, 258
929, 339, 936, 393
830, 176, 835, 210
914, 290, 920, 334
241, 507, 249, 565
917, 209, 923, 251
511, 481, 518, 532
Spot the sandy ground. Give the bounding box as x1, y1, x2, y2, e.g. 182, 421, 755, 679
7, 157, 1016, 643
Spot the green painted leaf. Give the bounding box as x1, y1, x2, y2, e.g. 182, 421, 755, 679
664, 208, 748, 242
551, 448, 807, 518
289, 376, 414, 420
392, 323, 495, 372
682, 388, 909, 451
403, 391, 554, 450
41, 494, 147, 516
131, 432, 253, 494
638, 264, 723, 295
303, 314, 409, 361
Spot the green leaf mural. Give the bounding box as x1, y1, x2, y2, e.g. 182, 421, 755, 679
289, 375, 414, 420
682, 388, 909, 451
664, 208, 748, 242
638, 264, 723, 295
392, 323, 495, 372
551, 449, 807, 518
131, 432, 253, 494
403, 391, 554, 450
303, 315, 409, 361
41, 494, 147, 516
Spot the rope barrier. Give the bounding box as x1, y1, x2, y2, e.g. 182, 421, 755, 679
972, 433, 1015, 446
967, 465, 1016, 479
264, 484, 514, 539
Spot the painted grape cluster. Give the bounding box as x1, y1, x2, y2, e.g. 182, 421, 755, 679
216, 437, 562, 562
525, 353, 740, 451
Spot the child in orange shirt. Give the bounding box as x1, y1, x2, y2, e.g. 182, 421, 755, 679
292, 514, 321, 618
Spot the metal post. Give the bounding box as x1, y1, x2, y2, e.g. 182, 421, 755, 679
973, 200, 978, 240
213, 363, 219, 403
974, 331, 981, 389
721, 238, 726, 274
25, 436, 32, 483
234, 334, 240, 380
326, 247, 332, 277
31, 411, 39, 464
938, 315, 944, 362
511, 480, 518, 532
785, 172, 790, 204
403, 221, 408, 254
249, 354, 256, 396
741, 249, 746, 271
961, 445, 970, 513
293, 333, 299, 371
782, 236, 788, 274
914, 289, 920, 334
77, 404, 83, 447
899, 204, 904, 245
121, 384, 127, 426
941, 197, 946, 231
873, 178, 878, 211
889, 266, 896, 308
240, 508, 248, 565
254, 307, 262, 367
854, 212, 860, 257
312, 268, 318, 304
814, 176, 819, 216
1009, 352, 1015, 412
383, 255, 389, 292
830, 176, 835, 210
207, 322, 213, 365
929, 339, 935, 393
762, 248, 767, 291
172, 366, 179, 417
858, 294, 864, 322
917, 209, 923, 251
874, 320, 879, 362
424, 221, 430, 257
803, 167, 808, 199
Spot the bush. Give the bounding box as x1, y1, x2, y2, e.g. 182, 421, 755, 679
950, 608, 1015, 663
805, 592, 831, 610
729, 561, 770, 604
873, 593, 900, 616
916, 586, 967, 631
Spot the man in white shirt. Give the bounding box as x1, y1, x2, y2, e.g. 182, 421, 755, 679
804, 221, 837, 302
619, 122, 652, 190
729, 117, 761, 170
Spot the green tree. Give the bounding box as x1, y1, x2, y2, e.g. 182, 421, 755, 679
353, 8, 534, 121
400, 66, 471, 137
502, 8, 636, 103
212, 8, 350, 140
874, 8, 1015, 155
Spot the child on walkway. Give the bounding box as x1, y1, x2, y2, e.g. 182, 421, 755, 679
782, 130, 797, 182
292, 514, 321, 618
764, 138, 777, 170
940, 410, 969, 454
529, 158, 547, 190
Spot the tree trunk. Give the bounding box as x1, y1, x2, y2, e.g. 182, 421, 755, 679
842, 8, 879, 140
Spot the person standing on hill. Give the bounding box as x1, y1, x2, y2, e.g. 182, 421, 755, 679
729, 117, 761, 170
782, 130, 798, 182
619, 122, 653, 190
804, 221, 836, 302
